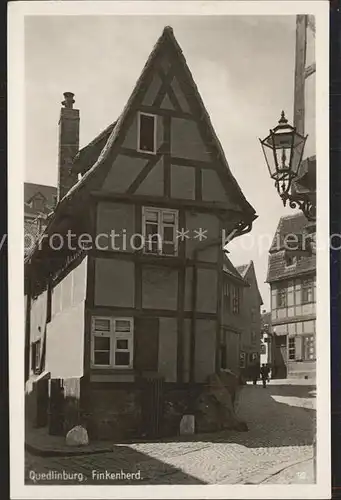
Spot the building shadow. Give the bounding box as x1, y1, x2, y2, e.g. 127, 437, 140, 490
25, 443, 206, 485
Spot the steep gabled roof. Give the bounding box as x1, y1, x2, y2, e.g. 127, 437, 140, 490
223, 253, 249, 287
61, 26, 256, 219
72, 121, 117, 175
25, 26, 257, 265
237, 260, 263, 305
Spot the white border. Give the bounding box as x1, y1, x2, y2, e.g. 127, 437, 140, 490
8, 2, 330, 499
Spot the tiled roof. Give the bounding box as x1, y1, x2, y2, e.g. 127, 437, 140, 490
24, 220, 41, 256
269, 212, 312, 253
24, 183, 57, 207
72, 121, 117, 175
267, 249, 316, 284
267, 213, 316, 283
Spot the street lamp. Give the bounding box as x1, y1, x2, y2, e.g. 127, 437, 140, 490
259, 111, 315, 221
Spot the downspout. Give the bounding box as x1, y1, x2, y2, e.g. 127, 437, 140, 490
188, 219, 254, 383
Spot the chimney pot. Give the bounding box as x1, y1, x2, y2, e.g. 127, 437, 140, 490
62, 92, 75, 109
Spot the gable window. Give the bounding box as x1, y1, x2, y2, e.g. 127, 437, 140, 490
285, 255, 297, 268
32, 196, 45, 212
91, 317, 134, 369
31, 340, 41, 374
301, 279, 314, 304
277, 286, 287, 308
142, 207, 178, 256
138, 113, 156, 153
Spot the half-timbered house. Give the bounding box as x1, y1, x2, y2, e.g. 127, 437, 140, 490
25, 26, 257, 439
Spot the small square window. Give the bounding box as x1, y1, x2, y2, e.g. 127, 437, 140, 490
138, 113, 156, 153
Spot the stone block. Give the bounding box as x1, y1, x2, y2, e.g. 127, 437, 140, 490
65, 425, 89, 446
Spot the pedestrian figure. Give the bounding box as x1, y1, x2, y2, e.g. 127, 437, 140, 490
252, 364, 259, 385
260, 364, 270, 388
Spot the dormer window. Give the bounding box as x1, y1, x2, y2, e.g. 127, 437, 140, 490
138, 112, 156, 154
31, 194, 46, 212
285, 255, 297, 267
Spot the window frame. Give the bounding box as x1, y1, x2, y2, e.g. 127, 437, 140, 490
142, 206, 179, 256
302, 334, 315, 361
288, 336, 296, 360
232, 285, 240, 315
301, 278, 314, 305
137, 112, 157, 154
277, 286, 287, 308
285, 255, 297, 268
91, 316, 134, 369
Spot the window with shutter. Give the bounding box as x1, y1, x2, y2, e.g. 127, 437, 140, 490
142, 207, 178, 256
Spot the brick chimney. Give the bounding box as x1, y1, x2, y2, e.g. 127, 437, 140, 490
57, 92, 79, 202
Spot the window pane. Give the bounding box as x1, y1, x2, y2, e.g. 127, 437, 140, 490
115, 320, 131, 333
139, 114, 155, 152
163, 226, 175, 242
115, 351, 130, 366
163, 243, 175, 255
94, 336, 110, 351
116, 339, 129, 350
145, 223, 159, 236
94, 351, 110, 365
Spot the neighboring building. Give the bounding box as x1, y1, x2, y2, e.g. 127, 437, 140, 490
266, 213, 316, 379
220, 255, 249, 376
219, 258, 263, 380
236, 262, 263, 379
24, 183, 56, 253
260, 310, 272, 368
25, 26, 257, 439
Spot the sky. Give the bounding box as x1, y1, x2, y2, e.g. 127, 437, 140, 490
25, 15, 315, 311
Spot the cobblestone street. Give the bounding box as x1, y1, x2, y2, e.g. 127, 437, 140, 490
25, 380, 316, 485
